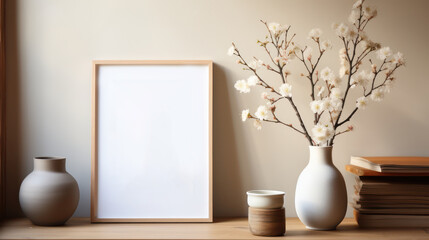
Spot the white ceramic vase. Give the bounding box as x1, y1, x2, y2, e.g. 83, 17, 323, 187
295, 146, 347, 230
19, 157, 79, 226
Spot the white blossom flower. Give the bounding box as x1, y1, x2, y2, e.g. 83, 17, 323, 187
314, 135, 328, 145
322, 97, 332, 110
308, 28, 323, 39
255, 105, 269, 120
335, 23, 349, 38
371, 88, 384, 102
320, 67, 334, 81
339, 48, 348, 67
249, 59, 264, 70
349, 10, 360, 23
253, 119, 262, 130
227, 45, 235, 56
320, 40, 332, 51
268, 22, 287, 35
330, 97, 343, 111
363, 6, 378, 19
353, 0, 363, 9
359, 31, 368, 41
312, 123, 334, 145
329, 77, 342, 86
352, 70, 371, 87
356, 96, 368, 109
330, 87, 343, 99
324, 97, 342, 112
288, 45, 301, 59
268, 22, 281, 34
361, 40, 370, 50
241, 109, 250, 122
234, 80, 250, 93
279, 83, 292, 97
361, 40, 381, 51
392, 52, 405, 65
311, 124, 324, 135
339, 66, 349, 78
310, 100, 324, 114
261, 92, 268, 99
331, 110, 340, 121
346, 29, 357, 40
377, 47, 392, 60
247, 76, 259, 86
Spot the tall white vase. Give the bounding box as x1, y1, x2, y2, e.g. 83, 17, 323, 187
295, 146, 347, 230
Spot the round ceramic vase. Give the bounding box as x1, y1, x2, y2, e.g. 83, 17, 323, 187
295, 146, 347, 230
19, 157, 79, 226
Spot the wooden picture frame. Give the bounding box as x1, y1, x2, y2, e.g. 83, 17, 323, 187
91, 60, 212, 222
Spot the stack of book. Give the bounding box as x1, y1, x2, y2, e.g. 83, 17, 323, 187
347, 156, 429, 228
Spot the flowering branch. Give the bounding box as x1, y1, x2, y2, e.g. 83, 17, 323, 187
230, 23, 314, 145
229, 0, 404, 147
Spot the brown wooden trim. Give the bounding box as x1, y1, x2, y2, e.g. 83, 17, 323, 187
90, 62, 98, 222
207, 61, 213, 222
0, 0, 6, 219
91, 60, 213, 223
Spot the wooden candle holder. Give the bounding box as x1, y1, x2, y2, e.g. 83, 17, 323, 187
248, 207, 285, 236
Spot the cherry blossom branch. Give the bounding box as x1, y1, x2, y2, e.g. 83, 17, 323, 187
353, 47, 373, 69
286, 97, 314, 145
233, 44, 282, 96
233, 41, 314, 145
248, 115, 305, 135
262, 44, 278, 67
330, 6, 365, 145
336, 63, 402, 129
336, 108, 358, 128
333, 7, 365, 130
366, 63, 400, 96
261, 20, 281, 56
334, 127, 353, 137
297, 40, 325, 125
230, 2, 404, 147
260, 20, 294, 84
271, 111, 306, 135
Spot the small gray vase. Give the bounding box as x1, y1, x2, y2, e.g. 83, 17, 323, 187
19, 157, 79, 226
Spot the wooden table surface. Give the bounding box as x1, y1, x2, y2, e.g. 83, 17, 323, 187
1, 218, 429, 240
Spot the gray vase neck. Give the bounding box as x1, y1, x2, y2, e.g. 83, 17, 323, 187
308, 146, 333, 165
34, 157, 66, 172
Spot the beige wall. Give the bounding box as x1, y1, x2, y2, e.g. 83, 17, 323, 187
5, 0, 429, 217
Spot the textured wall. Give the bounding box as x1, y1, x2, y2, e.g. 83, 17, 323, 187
6, 0, 429, 217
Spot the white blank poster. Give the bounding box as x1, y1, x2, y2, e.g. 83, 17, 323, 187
94, 62, 211, 221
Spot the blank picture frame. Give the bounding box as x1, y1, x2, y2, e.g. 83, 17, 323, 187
91, 60, 212, 222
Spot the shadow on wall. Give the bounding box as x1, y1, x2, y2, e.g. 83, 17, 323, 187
5, 0, 24, 217
213, 63, 247, 217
